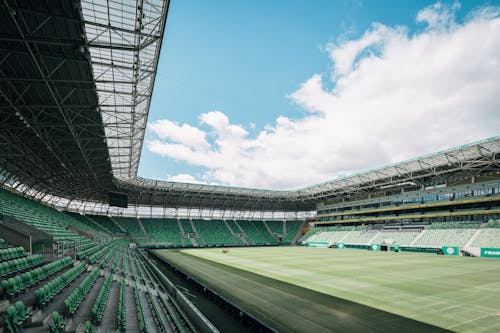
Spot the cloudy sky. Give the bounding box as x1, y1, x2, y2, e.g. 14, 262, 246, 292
139, 0, 500, 190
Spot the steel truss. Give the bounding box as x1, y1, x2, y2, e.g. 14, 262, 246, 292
1, 1, 499, 216
80, 0, 169, 179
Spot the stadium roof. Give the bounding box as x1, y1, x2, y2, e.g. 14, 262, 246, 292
1, 0, 499, 213
81, 0, 167, 180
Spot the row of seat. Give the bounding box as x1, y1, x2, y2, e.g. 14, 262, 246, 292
145, 290, 168, 332
117, 277, 126, 331
134, 281, 148, 332
92, 273, 112, 324
35, 263, 86, 307
85, 320, 97, 333
3, 301, 30, 333
99, 249, 114, 269
0, 238, 6, 248
158, 292, 195, 333
49, 311, 65, 333
64, 267, 100, 315
88, 246, 108, 264
78, 241, 97, 253
0, 247, 24, 262
77, 244, 103, 260
111, 253, 121, 273
0, 254, 45, 278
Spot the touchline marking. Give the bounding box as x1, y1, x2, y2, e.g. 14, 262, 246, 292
445, 313, 494, 330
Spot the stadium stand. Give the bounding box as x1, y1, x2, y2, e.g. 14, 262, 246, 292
370, 230, 420, 245
412, 228, 477, 247
141, 218, 186, 246
235, 220, 273, 245
251, 220, 279, 244
265, 220, 284, 237
470, 220, 500, 248
0, 189, 83, 241
283, 220, 304, 244
85, 215, 125, 235
1, 0, 500, 331
65, 212, 111, 235
64, 267, 100, 315
191, 219, 238, 246
113, 217, 147, 239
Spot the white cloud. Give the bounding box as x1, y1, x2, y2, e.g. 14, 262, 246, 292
166, 173, 202, 184
147, 3, 500, 190
416, 1, 461, 31
148, 120, 210, 150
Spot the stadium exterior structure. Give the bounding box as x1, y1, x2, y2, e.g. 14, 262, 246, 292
1, 0, 500, 219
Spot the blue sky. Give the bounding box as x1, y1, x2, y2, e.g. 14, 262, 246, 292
139, 0, 500, 189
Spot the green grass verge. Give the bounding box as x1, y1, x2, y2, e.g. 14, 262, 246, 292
153, 247, 500, 332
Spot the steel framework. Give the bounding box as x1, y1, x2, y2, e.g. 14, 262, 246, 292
81, 0, 168, 179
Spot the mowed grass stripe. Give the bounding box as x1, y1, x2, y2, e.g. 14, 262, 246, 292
177, 247, 500, 333
154, 249, 453, 333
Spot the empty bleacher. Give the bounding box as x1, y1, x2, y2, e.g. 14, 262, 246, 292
113, 217, 147, 240
370, 230, 420, 246
0, 189, 83, 241
236, 220, 275, 245
283, 220, 304, 244
470, 220, 500, 248
192, 219, 238, 246
412, 228, 477, 247
302, 219, 500, 251
85, 215, 124, 235
141, 218, 186, 246
0, 189, 208, 333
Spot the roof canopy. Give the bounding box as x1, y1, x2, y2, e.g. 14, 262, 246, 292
1, 0, 499, 213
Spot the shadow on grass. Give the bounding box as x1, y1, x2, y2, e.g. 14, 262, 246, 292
156, 250, 455, 333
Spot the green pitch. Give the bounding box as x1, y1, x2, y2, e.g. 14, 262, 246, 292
153, 247, 500, 333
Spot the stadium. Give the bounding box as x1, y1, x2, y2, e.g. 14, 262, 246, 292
0, 1, 500, 333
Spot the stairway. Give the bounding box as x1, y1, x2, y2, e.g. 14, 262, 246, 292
110, 217, 128, 233
189, 237, 198, 247
189, 220, 200, 238
223, 220, 236, 236
177, 219, 185, 237
291, 222, 306, 245
137, 218, 149, 239
410, 229, 426, 246
223, 220, 241, 244
339, 230, 353, 242
368, 231, 381, 244
464, 224, 485, 248
262, 221, 276, 239
84, 215, 112, 234
233, 220, 246, 234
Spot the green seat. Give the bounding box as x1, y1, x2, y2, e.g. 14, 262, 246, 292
4, 305, 21, 333
85, 320, 97, 333
15, 301, 29, 321
8, 277, 17, 295
49, 311, 65, 333
1, 279, 12, 296
14, 276, 22, 292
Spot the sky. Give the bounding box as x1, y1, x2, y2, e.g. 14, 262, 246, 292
138, 0, 500, 190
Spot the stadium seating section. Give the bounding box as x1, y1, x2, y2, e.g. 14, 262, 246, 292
85, 215, 125, 235
1, 186, 500, 332
302, 220, 500, 249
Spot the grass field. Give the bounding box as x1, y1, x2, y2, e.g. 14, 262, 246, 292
153, 247, 500, 333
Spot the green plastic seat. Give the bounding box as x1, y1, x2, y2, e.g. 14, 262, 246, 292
85, 320, 97, 333
49, 311, 65, 333
8, 277, 17, 295
15, 301, 29, 321
5, 304, 21, 327
1, 279, 12, 296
